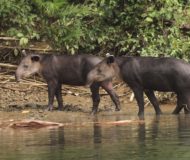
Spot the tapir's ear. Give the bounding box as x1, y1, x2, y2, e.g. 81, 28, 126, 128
21, 50, 27, 56
106, 55, 115, 64
31, 55, 40, 62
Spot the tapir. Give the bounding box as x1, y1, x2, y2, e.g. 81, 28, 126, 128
87, 55, 190, 116
15, 54, 120, 113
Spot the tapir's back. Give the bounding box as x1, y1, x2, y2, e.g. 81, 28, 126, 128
120, 57, 190, 92
41, 54, 102, 85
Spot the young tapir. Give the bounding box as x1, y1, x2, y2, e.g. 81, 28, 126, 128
87, 55, 190, 116
15, 54, 120, 113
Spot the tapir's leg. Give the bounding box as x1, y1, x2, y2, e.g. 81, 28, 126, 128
144, 90, 162, 115
183, 93, 190, 114
90, 83, 100, 114
183, 104, 190, 114
173, 104, 183, 114
172, 93, 184, 114
132, 87, 144, 117
101, 81, 120, 111
47, 80, 57, 111
55, 83, 63, 110
184, 104, 190, 114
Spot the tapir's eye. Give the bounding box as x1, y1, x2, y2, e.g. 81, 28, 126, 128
97, 68, 102, 73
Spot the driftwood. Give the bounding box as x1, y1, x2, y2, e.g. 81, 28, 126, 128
9, 120, 64, 128
7, 119, 144, 129
94, 120, 144, 126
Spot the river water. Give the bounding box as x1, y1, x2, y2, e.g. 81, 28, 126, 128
0, 113, 190, 160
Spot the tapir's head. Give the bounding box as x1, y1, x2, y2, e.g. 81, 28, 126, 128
87, 55, 119, 86
15, 54, 41, 82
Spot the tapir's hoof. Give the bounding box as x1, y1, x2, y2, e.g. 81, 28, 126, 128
184, 106, 190, 114
115, 108, 120, 111
47, 108, 53, 112
184, 112, 190, 114
91, 110, 98, 115
58, 106, 63, 111
46, 105, 53, 111
138, 112, 145, 120
172, 110, 179, 115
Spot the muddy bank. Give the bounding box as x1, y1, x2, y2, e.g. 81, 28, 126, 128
0, 77, 177, 123
0, 66, 177, 123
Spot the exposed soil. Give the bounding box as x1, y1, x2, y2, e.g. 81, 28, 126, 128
0, 79, 131, 113
0, 76, 177, 124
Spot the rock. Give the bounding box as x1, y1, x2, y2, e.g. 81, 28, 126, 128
22, 110, 30, 114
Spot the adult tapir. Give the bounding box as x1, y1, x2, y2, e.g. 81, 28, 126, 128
15, 54, 120, 113
87, 55, 190, 117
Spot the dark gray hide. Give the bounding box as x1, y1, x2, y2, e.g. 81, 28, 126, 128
15, 54, 120, 113
87, 56, 190, 117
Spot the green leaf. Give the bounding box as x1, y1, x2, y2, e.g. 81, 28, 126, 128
17, 33, 24, 38
145, 17, 153, 22
19, 37, 28, 46
14, 49, 19, 56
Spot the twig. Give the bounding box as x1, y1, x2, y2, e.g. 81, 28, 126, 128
0, 63, 17, 69
0, 80, 10, 84
129, 93, 135, 102
0, 45, 58, 53
113, 82, 125, 89
145, 101, 150, 107
1, 86, 29, 92
0, 37, 18, 40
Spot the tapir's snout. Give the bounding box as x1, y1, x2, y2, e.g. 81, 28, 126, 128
15, 71, 21, 82
15, 65, 25, 82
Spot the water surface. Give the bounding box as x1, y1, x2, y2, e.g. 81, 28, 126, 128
0, 114, 190, 160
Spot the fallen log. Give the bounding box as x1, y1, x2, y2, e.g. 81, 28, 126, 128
7, 119, 144, 129
94, 120, 144, 126
9, 120, 64, 128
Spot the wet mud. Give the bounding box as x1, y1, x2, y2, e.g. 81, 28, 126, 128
0, 80, 177, 124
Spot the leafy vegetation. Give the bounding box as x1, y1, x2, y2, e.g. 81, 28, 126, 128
0, 0, 190, 59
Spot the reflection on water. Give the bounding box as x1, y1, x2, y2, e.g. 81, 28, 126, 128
1, 114, 190, 160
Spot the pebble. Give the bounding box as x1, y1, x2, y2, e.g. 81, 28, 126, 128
22, 110, 30, 114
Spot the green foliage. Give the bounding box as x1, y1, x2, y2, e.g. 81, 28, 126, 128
0, 0, 190, 59
0, 0, 39, 47
138, 0, 190, 60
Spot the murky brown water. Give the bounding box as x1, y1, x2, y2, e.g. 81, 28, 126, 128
1, 110, 190, 160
